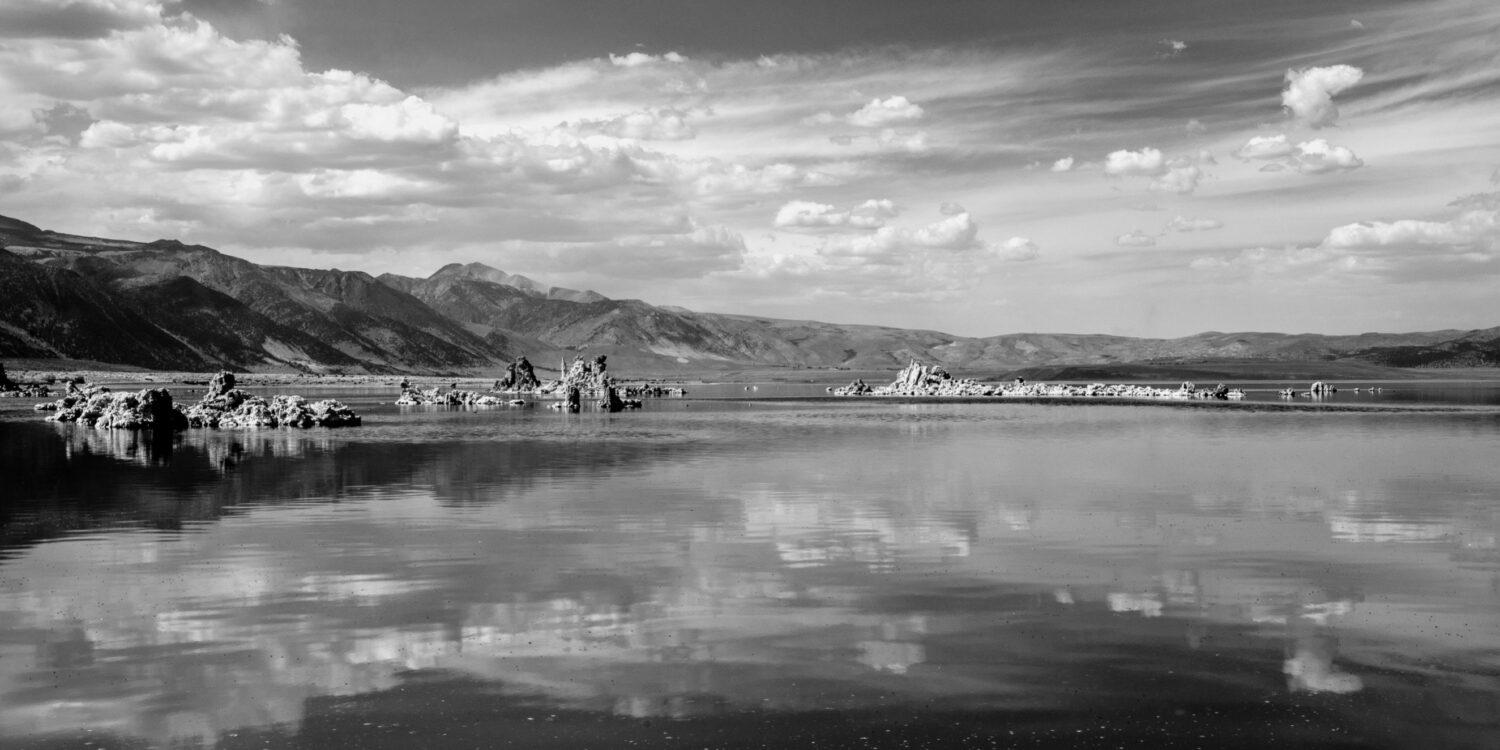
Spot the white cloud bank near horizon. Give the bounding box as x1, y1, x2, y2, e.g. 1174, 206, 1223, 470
1, 0, 1499, 337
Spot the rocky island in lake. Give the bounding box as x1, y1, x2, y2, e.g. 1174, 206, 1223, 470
834, 361, 1249, 401
34, 370, 361, 429
396, 354, 645, 412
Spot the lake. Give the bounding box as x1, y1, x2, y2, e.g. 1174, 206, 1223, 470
2, 384, 1498, 748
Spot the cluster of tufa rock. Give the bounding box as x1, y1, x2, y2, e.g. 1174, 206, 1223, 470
183, 371, 361, 428
393, 354, 642, 411
36, 385, 188, 430
833, 361, 1249, 401
396, 385, 525, 407
34, 370, 361, 430
541, 354, 613, 396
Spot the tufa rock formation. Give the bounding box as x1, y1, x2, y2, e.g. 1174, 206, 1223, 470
183, 371, 361, 427
39, 386, 188, 430
35, 370, 361, 429
834, 360, 1249, 401
497, 356, 542, 392
396, 385, 525, 407
545, 354, 612, 396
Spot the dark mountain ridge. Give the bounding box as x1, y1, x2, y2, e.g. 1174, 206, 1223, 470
1, 213, 1492, 375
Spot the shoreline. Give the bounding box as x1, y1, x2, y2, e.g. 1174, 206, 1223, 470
6, 363, 1500, 388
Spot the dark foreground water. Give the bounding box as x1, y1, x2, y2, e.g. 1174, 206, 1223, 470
1, 389, 1498, 749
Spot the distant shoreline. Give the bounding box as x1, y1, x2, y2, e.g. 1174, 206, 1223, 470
4, 358, 1500, 388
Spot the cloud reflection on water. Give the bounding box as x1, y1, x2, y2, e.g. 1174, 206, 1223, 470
0, 402, 1498, 747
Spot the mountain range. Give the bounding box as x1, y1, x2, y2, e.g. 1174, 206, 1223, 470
2, 214, 1496, 376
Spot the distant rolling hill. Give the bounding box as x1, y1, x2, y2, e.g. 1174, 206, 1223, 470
1349, 326, 1500, 368
0, 213, 1492, 377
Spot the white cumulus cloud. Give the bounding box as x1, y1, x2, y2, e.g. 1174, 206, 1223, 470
774, 198, 900, 230
1116, 230, 1157, 247
1150, 165, 1203, 195
1190, 203, 1498, 282
912, 212, 980, 249
991, 237, 1040, 262
576, 108, 696, 141
1105, 148, 1166, 177
1282, 65, 1364, 128
774, 201, 846, 228
1233, 134, 1295, 161
1293, 139, 1363, 174
1164, 216, 1224, 233
819, 211, 989, 263
846, 96, 925, 127
609, 51, 686, 67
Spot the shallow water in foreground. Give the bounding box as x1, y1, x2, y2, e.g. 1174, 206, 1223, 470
1, 390, 1498, 749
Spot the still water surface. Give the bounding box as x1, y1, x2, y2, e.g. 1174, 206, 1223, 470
1, 389, 1498, 748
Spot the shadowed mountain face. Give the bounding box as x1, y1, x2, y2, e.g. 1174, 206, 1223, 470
0, 214, 1491, 375
0, 218, 506, 374
0, 248, 206, 368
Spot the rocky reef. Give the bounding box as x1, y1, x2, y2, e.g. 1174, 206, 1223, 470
833, 361, 1250, 401
34, 370, 361, 429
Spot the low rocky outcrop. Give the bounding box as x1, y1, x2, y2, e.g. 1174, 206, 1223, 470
832, 378, 873, 395
183, 371, 360, 427
35, 370, 361, 429
396, 386, 524, 407
834, 361, 1249, 401
617, 383, 687, 397
184, 391, 361, 428
392, 354, 650, 411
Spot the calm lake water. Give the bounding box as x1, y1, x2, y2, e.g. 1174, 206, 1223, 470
2, 384, 1499, 749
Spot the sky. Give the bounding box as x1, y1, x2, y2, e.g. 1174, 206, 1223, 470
1, 0, 1498, 338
